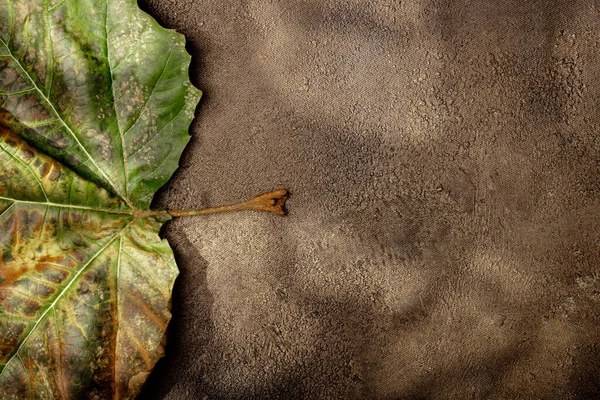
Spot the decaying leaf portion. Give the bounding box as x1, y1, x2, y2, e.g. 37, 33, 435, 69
0, 0, 201, 398
0, 126, 178, 399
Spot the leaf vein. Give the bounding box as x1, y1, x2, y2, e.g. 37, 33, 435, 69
0, 196, 131, 216
104, 0, 129, 202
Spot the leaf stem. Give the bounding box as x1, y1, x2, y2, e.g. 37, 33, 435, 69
140, 189, 289, 218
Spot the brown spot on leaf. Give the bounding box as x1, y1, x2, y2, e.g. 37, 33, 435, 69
39, 265, 70, 284
12, 94, 50, 122
18, 148, 34, 161
71, 213, 82, 225
4, 137, 17, 148
19, 209, 44, 236
0, 265, 28, 289
0, 322, 26, 360
47, 131, 69, 150
36, 285, 56, 299
19, 297, 42, 317
78, 281, 89, 295
71, 250, 86, 263
47, 164, 61, 181
34, 255, 63, 272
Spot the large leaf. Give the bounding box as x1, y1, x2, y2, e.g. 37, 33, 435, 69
0, 0, 201, 398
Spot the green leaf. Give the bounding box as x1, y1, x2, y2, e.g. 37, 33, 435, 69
0, 0, 201, 397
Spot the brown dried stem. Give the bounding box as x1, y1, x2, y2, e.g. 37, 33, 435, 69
160, 189, 289, 218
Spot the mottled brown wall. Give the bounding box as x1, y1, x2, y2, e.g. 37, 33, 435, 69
138, 1, 600, 399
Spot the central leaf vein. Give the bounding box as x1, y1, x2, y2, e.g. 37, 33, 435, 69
0, 196, 133, 216
104, 0, 129, 202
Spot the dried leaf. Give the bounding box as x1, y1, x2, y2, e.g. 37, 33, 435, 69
0, 0, 201, 397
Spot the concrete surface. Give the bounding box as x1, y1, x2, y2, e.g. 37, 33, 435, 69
137, 0, 600, 398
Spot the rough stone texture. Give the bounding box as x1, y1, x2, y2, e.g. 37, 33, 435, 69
138, 1, 600, 399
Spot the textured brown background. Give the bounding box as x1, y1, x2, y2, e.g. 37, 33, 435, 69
137, 1, 600, 399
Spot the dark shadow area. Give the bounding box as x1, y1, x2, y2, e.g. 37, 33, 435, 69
567, 340, 600, 399
274, 0, 414, 47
